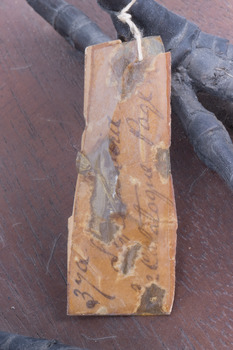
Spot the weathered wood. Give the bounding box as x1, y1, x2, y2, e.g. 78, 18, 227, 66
68, 37, 177, 315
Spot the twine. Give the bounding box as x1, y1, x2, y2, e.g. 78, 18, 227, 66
117, 0, 143, 61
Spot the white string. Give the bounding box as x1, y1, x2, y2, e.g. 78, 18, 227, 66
117, 0, 143, 61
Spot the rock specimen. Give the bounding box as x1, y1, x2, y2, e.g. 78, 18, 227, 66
68, 37, 177, 315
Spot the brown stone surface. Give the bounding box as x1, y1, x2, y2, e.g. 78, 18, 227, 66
67, 37, 177, 315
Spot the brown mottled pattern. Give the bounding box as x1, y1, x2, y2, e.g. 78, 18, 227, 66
67, 37, 177, 315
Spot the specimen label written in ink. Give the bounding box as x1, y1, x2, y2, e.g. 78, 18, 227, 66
67, 37, 177, 315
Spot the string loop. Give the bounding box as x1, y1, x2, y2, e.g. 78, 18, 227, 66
117, 0, 143, 61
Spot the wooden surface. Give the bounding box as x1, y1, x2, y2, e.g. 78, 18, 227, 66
0, 0, 232, 349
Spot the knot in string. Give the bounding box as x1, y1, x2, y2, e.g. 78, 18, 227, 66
117, 0, 143, 61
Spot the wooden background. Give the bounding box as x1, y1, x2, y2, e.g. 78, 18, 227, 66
0, 0, 232, 349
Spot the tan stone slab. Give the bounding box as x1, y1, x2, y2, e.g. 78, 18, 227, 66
67, 37, 177, 315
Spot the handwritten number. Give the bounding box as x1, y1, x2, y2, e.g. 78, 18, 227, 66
77, 272, 115, 300
74, 252, 115, 310
75, 275, 82, 285
76, 257, 89, 273
74, 288, 84, 298
86, 299, 99, 309
73, 289, 99, 309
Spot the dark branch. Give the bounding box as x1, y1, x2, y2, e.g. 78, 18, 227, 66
0, 332, 88, 350
98, 0, 200, 68
26, 0, 233, 191
26, 0, 110, 51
